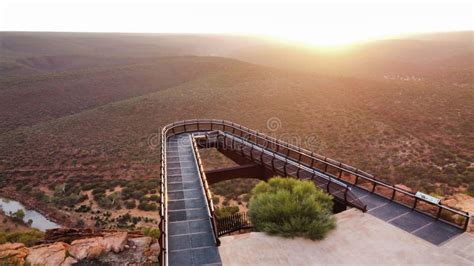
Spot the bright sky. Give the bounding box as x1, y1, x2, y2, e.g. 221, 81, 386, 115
0, 0, 473, 45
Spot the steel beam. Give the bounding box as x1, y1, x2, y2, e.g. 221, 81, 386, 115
205, 164, 270, 184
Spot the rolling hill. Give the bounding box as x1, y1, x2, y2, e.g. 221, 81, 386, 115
0, 32, 472, 228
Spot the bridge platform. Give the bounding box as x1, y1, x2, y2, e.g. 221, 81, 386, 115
166, 134, 221, 265
159, 120, 470, 265
351, 187, 463, 245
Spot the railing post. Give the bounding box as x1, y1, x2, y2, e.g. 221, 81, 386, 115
271, 155, 276, 172
260, 141, 267, 163
344, 187, 349, 203
412, 198, 418, 210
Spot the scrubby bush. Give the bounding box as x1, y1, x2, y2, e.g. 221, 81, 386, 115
12, 209, 25, 220
143, 227, 160, 239
212, 196, 220, 205
467, 181, 474, 196
75, 205, 91, 213
125, 200, 137, 209
32, 190, 49, 203
149, 195, 160, 202
138, 201, 157, 211
0, 230, 44, 246
249, 177, 336, 240
215, 206, 239, 218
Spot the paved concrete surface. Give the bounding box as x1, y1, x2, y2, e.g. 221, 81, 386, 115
166, 134, 221, 266
219, 209, 473, 265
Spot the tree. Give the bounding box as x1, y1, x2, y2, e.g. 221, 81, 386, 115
13, 209, 25, 221
248, 177, 336, 240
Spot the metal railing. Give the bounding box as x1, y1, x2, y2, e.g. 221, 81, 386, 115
158, 126, 168, 266
216, 212, 252, 236
159, 119, 471, 264
211, 131, 366, 210
190, 134, 221, 246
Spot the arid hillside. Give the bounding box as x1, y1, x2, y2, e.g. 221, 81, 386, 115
227, 31, 474, 82
0, 56, 256, 133
0, 32, 472, 229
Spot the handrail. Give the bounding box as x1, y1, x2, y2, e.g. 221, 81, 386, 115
159, 119, 470, 263
158, 126, 168, 266
190, 134, 221, 246
216, 212, 253, 236
211, 131, 366, 211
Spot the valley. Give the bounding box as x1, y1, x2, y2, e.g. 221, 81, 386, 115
0, 32, 472, 232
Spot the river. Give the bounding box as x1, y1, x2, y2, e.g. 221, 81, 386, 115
0, 197, 60, 231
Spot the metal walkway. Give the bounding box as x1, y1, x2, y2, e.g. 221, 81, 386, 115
212, 130, 465, 245
158, 120, 471, 265
352, 187, 463, 245
166, 134, 221, 265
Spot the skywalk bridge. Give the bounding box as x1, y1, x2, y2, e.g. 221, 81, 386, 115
159, 119, 470, 266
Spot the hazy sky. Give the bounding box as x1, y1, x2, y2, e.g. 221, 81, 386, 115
1, 0, 473, 45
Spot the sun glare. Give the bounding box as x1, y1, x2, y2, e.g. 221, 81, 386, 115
1, 1, 472, 47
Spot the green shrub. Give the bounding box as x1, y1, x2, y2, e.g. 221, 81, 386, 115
0, 230, 44, 247
249, 177, 336, 240
138, 201, 157, 211
215, 206, 239, 218
143, 227, 160, 239
32, 190, 49, 203
149, 195, 160, 202
75, 205, 91, 213
212, 196, 220, 205
125, 200, 136, 209
12, 209, 25, 220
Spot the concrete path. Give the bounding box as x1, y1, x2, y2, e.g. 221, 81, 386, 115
219, 209, 473, 265
166, 134, 221, 265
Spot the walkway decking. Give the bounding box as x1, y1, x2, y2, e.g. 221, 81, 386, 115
166, 134, 221, 265
351, 186, 463, 245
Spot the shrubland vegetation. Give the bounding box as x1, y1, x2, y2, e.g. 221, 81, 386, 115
0, 32, 472, 231
0, 230, 44, 247
249, 177, 335, 240
1, 176, 160, 229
